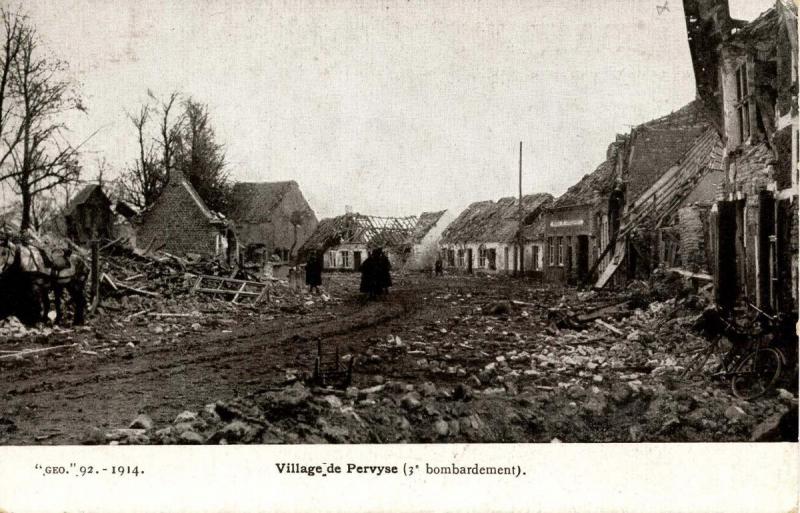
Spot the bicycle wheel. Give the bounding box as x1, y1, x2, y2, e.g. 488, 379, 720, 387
731, 348, 782, 400
681, 344, 714, 379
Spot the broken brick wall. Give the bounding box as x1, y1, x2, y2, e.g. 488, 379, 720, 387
677, 205, 711, 271
136, 180, 221, 256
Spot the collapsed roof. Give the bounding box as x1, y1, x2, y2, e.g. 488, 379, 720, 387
229, 181, 299, 224
440, 193, 552, 244
626, 100, 712, 201
65, 184, 110, 216
300, 213, 419, 253
407, 210, 447, 245
551, 158, 616, 210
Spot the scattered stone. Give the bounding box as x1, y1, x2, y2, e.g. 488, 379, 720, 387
129, 414, 153, 430
400, 393, 422, 410
433, 419, 449, 437
610, 382, 632, 404
178, 430, 204, 444
263, 382, 311, 411
82, 427, 105, 445
583, 390, 608, 416
724, 405, 747, 423
174, 411, 198, 424
776, 389, 797, 404
420, 382, 437, 397
320, 395, 343, 409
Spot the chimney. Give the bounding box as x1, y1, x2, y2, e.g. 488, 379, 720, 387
168, 166, 184, 185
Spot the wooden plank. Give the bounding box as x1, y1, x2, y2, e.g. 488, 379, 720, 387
194, 287, 262, 297
113, 281, 160, 297
0, 343, 78, 360
231, 282, 247, 303
194, 274, 267, 287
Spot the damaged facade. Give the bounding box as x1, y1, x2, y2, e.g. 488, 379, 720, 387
592, 101, 727, 288
229, 181, 318, 266
439, 194, 552, 274
64, 184, 114, 244
543, 147, 622, 285
134, 169, 236, 260
683, 0, 798, 313
299, 212, 420, 270
404, 210, 454, 271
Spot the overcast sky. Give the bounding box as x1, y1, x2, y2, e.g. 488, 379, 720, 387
4, 0, 774, 219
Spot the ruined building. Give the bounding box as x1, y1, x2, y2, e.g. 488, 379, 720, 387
134, 168, 236, 259
593, 102, 726, 288
229, 181, 317, 266
683, 0, 798, 313
439, 193, 552, 275
404, 210, 454, 271
64, 184, 113, 244
299, 212, 423, 270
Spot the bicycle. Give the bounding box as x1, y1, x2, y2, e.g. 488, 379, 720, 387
681, 302, 795, 400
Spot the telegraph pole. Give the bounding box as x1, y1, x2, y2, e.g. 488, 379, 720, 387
517, 141, 524, 277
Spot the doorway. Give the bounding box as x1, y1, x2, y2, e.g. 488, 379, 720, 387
716, 201, 738, 311
576, 235, 589, 283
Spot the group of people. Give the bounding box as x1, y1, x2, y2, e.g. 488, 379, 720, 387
303, 247, 392, 300
359, 248, 392, 299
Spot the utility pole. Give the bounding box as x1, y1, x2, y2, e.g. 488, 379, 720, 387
517, 141, 524, 277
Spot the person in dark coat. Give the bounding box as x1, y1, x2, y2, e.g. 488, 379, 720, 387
360, 249, 379, 299
434, 257, 443, 276
377, 248, 392, 295
305, 251, 323, 294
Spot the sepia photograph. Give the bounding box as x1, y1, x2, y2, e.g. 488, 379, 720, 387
0, 0, 797, 451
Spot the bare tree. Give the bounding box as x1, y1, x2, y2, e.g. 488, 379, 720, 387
118, 103, 163, 208
0, 17, 86, 231
118, 91, 183, 208
0, 8, 26, 172
150, 89, 182, 181
174, 97, 229, 213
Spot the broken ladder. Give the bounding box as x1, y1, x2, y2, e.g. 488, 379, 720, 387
191, 275, 270, 304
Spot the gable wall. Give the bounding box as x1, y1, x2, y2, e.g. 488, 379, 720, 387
136, 181, 219, 255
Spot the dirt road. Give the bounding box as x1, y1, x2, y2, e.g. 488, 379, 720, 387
1, 275, 464, 444
1, 273, 796, 444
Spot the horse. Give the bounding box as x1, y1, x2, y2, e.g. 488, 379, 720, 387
0, 238, 88, 325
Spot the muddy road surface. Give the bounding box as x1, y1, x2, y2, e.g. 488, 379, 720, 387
2, 275, 463, 444
2, 273, 796, 444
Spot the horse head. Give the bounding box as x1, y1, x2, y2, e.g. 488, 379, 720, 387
0, 239, 17, 274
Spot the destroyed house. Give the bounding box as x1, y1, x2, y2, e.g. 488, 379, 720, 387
404, 210, 454, 271
544, 151, 619, 285
593, 101, 726, 288
299, 213, 418, 270
439, 193, 552, 274
64, 184, 113, 244
683, 0, 798, 313
134, 169, 236, 259
229, 181, 318, 265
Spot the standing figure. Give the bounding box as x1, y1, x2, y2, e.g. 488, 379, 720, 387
377, 248, 392, 295
360, 249, 379, 300
305, 251, 323, 294
434, 257, 443, 276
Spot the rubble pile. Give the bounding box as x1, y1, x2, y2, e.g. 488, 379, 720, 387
0, 241, 351, 363
94, 279, 797, 444
96, 373, 798, 445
